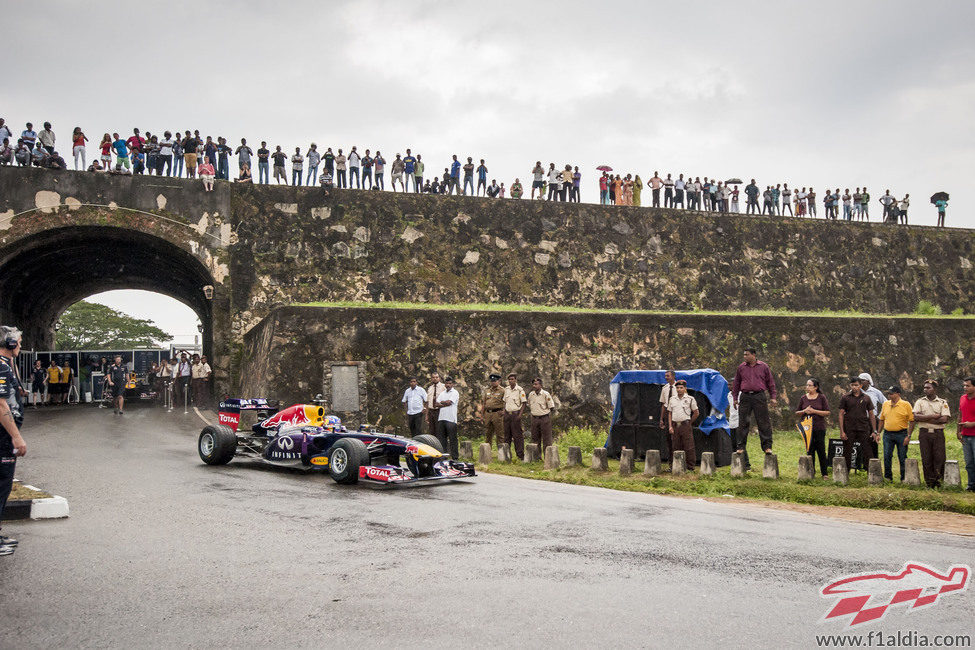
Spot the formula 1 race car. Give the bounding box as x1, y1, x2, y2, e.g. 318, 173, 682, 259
197, 397, 476, 486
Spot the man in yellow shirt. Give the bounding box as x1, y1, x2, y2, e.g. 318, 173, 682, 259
878, 386, 915, 482
45, 362, 60, 405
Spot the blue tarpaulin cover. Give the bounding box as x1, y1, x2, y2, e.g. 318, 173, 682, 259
609, 369, 731, 435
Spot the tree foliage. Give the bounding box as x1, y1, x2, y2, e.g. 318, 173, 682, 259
55, 301, 172, 350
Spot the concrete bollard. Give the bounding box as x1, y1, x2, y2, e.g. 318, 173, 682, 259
544, 445, 560, 470
797, 455, 814, 481
672, 450, 687, 475
944, 460, 961, 487
904, 458, 921, 486
643, 450, 661, 477
566, 446, 582, 467
525, 444, 541, 463
498, 444, 511, 463
868, 458, 883, 485
478, 443, 492, 465
730, 451, 745, 477
591, 447, 608, 471
700, 452, 716, 476
763, 453, 779, 479
619, 448, 634, 476
833, 456, 849, 485
459, 440, 474, 461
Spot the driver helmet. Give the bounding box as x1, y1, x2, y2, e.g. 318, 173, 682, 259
325, 415, 342, 427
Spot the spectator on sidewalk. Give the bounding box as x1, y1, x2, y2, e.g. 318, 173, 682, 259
503, 373, 527, 461
732, 347, 777, 469
959, 376, 975, 492
839, 377, 877, 472
527, 377, 556, 451
796, 378, 830, 478
667, 380, 698, 471
426, 372, 446, 439
434, 376, 460, 459
478, 374, 505, 449
913, 380, 950, 488
402, 377, 427, 437
879, 386, 914, 482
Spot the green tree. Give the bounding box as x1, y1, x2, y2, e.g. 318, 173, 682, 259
56, 301, 173, 349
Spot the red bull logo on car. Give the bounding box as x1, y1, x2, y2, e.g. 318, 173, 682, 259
260, 404, 324, 429
821, 563, 970, 626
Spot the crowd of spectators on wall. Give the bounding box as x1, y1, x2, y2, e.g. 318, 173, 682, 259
0, 118, 951, 226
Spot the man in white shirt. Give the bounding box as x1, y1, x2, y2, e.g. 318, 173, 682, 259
673, 175, 686, 208
425, 371, 446, 440
401, 377, 427, 438
175, 353, 192, 407
434, 376, 460, 458
192, 354, 212, 406
663, 173, 675, 207
347, 146, 361, 189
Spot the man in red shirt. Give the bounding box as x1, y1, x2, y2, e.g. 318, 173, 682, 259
732, 347, 777, 470
126, 128, 145, 157
959, 376, 975, 492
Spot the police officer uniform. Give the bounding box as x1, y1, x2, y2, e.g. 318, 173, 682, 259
482, 374, 505, 448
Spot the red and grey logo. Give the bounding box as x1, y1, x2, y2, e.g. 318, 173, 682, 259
821, 563, 970, 626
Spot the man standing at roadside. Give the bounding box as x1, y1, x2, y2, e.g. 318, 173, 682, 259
957, 377, 975, 492
667, 380, 698, 471
858, 373, 887, 449
838, 377, 877, 471
731, 347, 777, 468
425, 371, 446, 441
105, 354, 127, 415
434, 376, 460, 459
401, 376, 426, 438
527, 377, 556, 450
0, 326, 27, 556
913, 380, 950, 488
503, 373, 527, 461
878, 386, 914, 482
477, 374, 505, 450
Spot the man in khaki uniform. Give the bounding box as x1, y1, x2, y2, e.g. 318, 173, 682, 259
667, 380, 699, 470
913, 380, 951, 487
658, 369, 677, 456
425, 371, 445, 439
527, 377, 556, 449
503, 373, 527, 460
478, 374, 505, 449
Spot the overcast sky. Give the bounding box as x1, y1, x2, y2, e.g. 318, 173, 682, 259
6, 1, 974, 337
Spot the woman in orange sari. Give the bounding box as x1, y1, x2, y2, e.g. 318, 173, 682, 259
612, 175, 623, 205
623, 174, 634, 205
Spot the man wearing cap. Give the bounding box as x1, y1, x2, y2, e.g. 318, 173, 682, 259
838, 377, 877, 471
502, 373, 527, 461
478, 374, 505, 450
527, 377, 556, 450
731, 347, 777, 468
913, 380, 950, 488
667, 380, 698, 471
401, 377, 427, 438
878, 386, 915, 482
425, 371, 446, 442
434, 376, 460, 459
859, 373, 886, 459
0, 325, 26, 556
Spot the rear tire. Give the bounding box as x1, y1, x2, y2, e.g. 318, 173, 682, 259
413, 434, 443, 453
327, 438, 370, 484
199, 425, 237, 465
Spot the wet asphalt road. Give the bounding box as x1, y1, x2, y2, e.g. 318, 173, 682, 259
1, 406, 973, 649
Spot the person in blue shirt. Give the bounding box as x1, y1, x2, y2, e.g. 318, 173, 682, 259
449, 155, 461, 195
111, 132, 130, 170
935, 199, 948, 227
476, 159, 488, 196
216, 137, 231, 180
402, 149, 416, 192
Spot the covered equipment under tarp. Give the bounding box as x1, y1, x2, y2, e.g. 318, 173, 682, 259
607, 369, 733, 466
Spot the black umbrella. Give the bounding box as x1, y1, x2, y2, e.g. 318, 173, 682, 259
726, 178, 743, 185
930, 191, 949, 204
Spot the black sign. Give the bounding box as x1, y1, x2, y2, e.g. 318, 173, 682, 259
828, 438, 868, 471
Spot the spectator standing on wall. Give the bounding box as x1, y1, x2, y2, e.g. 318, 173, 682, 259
510, 178, 523, 199
402, 149, 416, 192
796, 378, 830, 478
361, 149, 374, 189
390, 154, 405, 191
838, 377, 877, 472
531, 162, 545, 200
878, 386, 914, 482
181, 131, 198, 178
171, 136, 183, 177
462, 157, 475, 196
449, 155, 461, 195
157, 131, 174, 176
322, 147, 335, 182
0, 119, 12, 146
476, 159, 488, 196
199, 156, 215, 191
673, 174, 686, 208
527, 377, 556, 451
256, 141, 269, 184
477, 374, 505, 449
334, 149, 347, 189
731, 347, 777, 469
935, 198, 947, 227
781, 184, 792, 215
425, 372, 445, 441
98, 133, 112, 170
572, 166, 581, 203
216, 137, 231, 180
744, 179, 759, 215
413, 154, 424, 192
667, 380, 698, 472
503, 373, 527, 461
561, 164, 573, 202
913, 380, 950, 488
271, 146, 287, 184
71, 127, 87, 170
235, 138, 253, 178
348, 146, 361, 189
20, 123, 37, 152
373, 151, 386, 190
898, 194, 910, 225
305, 144, 320, 186
859, 187, 870, 220
958, 376, 975, 492
546, 163, 560, 201
38, 122, 56, 154
434, 376, 460, 459
879, 190, 896, 223
598, 172, 609, 204
842, 189, 852, 220
402, 377, 426, 438
112, 133, 131, 172
648, 172, 662, 207
291, 146, 304, 186
806, 187, 817, 217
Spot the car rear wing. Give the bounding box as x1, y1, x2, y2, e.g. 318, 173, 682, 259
217, 398, 280, 432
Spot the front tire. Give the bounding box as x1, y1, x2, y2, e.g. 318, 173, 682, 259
413, 434, 443, 453
327, 438, 370, 484
199, 425, 237, 465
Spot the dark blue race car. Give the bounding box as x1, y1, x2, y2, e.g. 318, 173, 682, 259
197, 398, 475, 486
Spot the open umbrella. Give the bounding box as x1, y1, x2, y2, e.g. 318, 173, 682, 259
596, 165, 613, 172
930, 191, 949, 204
726, 178, 743, 185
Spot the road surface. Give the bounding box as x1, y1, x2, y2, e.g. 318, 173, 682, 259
2, 406, 973, 648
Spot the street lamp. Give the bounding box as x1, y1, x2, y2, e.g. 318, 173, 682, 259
202, 285, 214, 300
